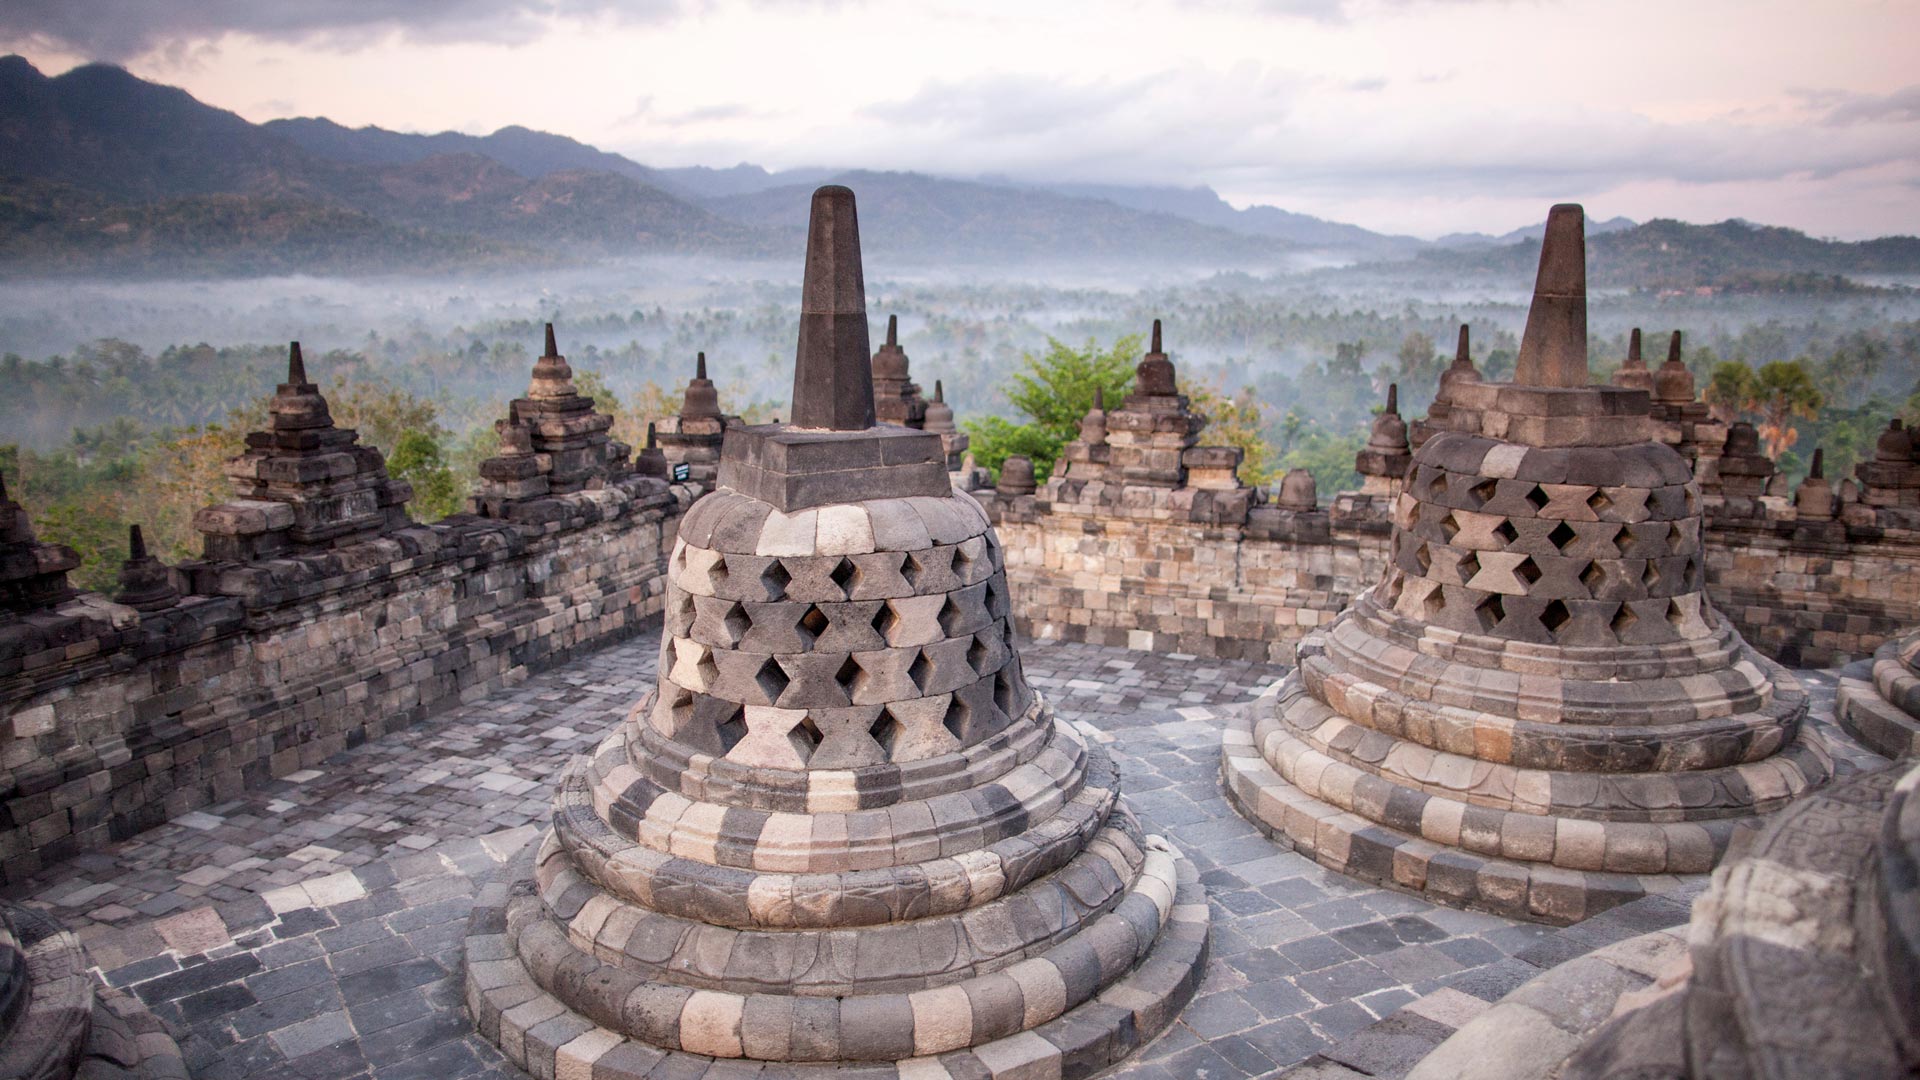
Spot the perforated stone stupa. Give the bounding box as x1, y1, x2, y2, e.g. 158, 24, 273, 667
465, 185, 1209, 1079
1222, 204, 1833, 924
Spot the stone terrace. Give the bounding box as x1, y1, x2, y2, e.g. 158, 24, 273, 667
0, 626, 1883, 1080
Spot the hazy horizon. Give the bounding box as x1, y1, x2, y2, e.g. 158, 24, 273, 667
4, 0, 1918, 242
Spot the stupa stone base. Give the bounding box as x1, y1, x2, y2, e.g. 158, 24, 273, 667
1226, 683, 1707, 924
1223, 588, 1834, 925
0, 903, 187, 1080
1836, 627, 1920, 759
1545, 760, 1920, 1079
464, 820, 1209, 1079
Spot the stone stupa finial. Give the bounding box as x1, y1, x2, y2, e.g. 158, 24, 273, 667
1513, 203, 1589, 389
1134, 318, 1177, 396
790, 185, 875, 430
696, 350, 707, 381
886, 313, 898, 348
286, 341, 308, 386
544, 321, 558, 359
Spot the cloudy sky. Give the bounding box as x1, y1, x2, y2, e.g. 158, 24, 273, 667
4, 0, 1917, 240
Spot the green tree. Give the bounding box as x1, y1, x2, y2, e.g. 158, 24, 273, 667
1704, 361, 1757, 424
963, 334, 1140, 481
1183, 381, 1280, 487
1749, 359, 1824, 458
387, 430, 461, 521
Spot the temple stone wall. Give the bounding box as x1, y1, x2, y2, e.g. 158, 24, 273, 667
0, 482, 686, 886
984, 479, 1920, 670
986, 488, 1391, 663
1702, 504, 1920, 666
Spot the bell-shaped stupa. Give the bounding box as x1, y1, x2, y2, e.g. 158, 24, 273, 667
1222, 205, 1831, 924
466, 185, 1209, 1078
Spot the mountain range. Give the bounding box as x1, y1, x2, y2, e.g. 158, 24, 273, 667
2, 54, 1917, 285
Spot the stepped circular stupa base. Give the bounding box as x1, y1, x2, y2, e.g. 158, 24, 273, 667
1836, 627, 1920, 759
464, 834, 1208, 1080
1223, 587, 1834, 925
0, 901, 187, 1080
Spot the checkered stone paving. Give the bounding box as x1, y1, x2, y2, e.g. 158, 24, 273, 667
0, 627, 1884, 1079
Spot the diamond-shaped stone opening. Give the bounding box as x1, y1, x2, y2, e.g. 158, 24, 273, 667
1423, 583, 1446, 620
1667, 522, 1685, 551
830, 557, 858, 599
1525, 485, 1550, 511
835, 654, 863, 698
1494, 519, 1519, 546
908, 650, 933, 693
722, 602, 751, 646
942, 696, 970, 742
1666, 598, 1687, 630
901, 551, 926, 589
787, 715, 824, 762
1475, 593, 1504, 633
676, 591, 697, 622
1587, 489, 1613, 515
968, 633, 992, 675
937, 595, 966, 637
1642, 561, 1661, 592
1683, 556, 1699, 587
708, 555, 731, 591
755, 657, 790, 703
1514, 556, 1542, 586
1457, 551, 1480, 583
871, 602, 898, 645
1380, 573, 1405, 609
695, 646, 719, 690
1685, 487, 1701, 514
1426, 471, 1448, 499
1469, 478, 1498, 508
1610, 603, 1638, 639
1541, 599, 1571, 635
1580, 561, 1605, 596
1414, 542, 1432, 573
798, 604, 830, 646
715, 706, 748, 753
1002, 620, 1016, 648
1440, 512, 1461, 544
994, 669, 1017, 720
953, 544, 975, 583
1548, 521, 1578, 553
761, 560, 791, 600
868, 709, 901, 759
665, 685, 695, 732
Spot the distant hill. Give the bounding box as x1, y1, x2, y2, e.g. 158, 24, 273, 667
0, 57, 760, 272
0, 175, 508, 277
706, 170, 1294, 264
1027, 181, 1425, 259
2, 55, 1916, 282
1405, 217, 1920, 287
1433, 215, 1639, 249
265, 116, 684, 194
660, 163, 838, 199
0, 55, 325, 203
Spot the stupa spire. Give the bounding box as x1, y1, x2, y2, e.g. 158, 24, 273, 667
790, 185, 875, 430
1151, 318, 1162, 354
544, 322, 558, 358
1629, 327, 1643, 364
886, 313, 898, 347
128, 523, 148, 560
696, 351, 707, 381
287, 342, 307, 386
1513, 204, 1589, 388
